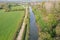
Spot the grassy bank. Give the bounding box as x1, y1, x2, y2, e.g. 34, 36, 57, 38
25, 12, 30, 40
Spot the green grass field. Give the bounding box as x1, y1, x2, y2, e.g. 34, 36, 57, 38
0, 10, 24, 40
11, 5, 25, 11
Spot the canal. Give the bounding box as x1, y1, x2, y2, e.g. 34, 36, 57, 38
29, 7, 38, 40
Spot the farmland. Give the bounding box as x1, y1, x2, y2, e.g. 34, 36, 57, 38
0, 5, 25, 40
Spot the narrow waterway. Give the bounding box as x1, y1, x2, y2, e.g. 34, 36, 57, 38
29, 7, 38, 40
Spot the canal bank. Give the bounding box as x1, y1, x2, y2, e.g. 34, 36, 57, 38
16, 7, 28, 40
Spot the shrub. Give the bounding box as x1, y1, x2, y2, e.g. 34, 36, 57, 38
55, 23, 60, 36
39, 32, 53, 40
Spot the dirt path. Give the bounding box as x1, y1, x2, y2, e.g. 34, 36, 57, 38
16, 7, 28, 40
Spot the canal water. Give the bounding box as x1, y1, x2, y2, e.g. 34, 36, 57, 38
29, 7, 38, 40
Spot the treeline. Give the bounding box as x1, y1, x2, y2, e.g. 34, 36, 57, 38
0, 3, 25, 12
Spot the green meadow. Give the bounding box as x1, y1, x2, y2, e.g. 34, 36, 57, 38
0, 7, 24, 40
